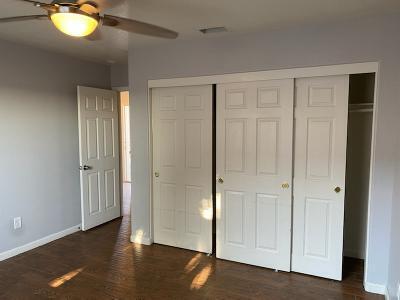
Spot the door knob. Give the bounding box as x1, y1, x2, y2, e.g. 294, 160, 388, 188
334, 187, 341, 193
281, 182, 290, 189
217, 177, 224, 184
79, 165, 91, 171
154, 172, 160, 178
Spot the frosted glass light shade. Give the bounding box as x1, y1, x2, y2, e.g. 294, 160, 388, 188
51, 13, 98, 37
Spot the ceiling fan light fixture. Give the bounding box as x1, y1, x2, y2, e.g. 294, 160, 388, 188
50, 11, 98, 37
0, 1, 178, 40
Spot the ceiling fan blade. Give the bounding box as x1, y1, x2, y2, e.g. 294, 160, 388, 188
84, 28, 103, 41
102, 15, 178, 39
77, 0, 125, 11
16, 0, 56, 11
0, 15, 48, 23
16, 0, 46, 4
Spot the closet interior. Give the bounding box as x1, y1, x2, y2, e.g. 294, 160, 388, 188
343, 73, 375, 274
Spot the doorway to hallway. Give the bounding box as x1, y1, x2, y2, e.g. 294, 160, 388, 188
120, 91, 131, 217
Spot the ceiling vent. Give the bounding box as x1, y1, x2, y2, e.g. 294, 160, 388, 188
199, 27, 227, 34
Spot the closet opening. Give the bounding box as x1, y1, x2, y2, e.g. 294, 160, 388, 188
343, 73, 375, 281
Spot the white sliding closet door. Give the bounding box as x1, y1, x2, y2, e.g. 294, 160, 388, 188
292, 75, 349, 280
216, 79, 294, 271
152, 85, 212, 253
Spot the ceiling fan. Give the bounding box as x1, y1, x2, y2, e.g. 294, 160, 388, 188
0, 0, 178, 39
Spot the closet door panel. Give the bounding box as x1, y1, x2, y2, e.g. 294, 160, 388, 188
292, 75, 349, 280
216, 79, 294, 271
152, 85, 213, 253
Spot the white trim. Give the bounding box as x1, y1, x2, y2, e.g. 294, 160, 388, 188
397, 283, 400, 300
130, 233, 153, 245
148, 88, 154, 242
0, 224, 81, 261
364, 64, 380, 288
364, 282, 386, 295
112, 86, 129, 92
148, 62, 378, 88
385, 286, 390, 300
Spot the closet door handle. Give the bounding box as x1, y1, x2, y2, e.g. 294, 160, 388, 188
334, 187, 341, 193
282, 182, 290, 189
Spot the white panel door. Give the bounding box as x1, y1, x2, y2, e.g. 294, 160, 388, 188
292, 75, 349, 280
152, 85, 212, 253
77, 86, 121, 231
216, 79, 294, 271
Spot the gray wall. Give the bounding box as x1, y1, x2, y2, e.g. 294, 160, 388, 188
0, 40, 110, 254
111, 63, 129, 88
129, 13, 400, 288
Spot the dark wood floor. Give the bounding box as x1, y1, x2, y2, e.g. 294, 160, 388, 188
0, 185, 382, 299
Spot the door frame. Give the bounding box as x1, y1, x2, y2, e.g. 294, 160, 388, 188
119, 91, 131, 183
112, 87, 130, 217
146, 62, 379, 290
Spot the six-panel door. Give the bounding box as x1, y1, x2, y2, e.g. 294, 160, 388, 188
77, 86, 121, 231
216, 79, 294, 271
152, 85, 213, 253
292, 75, 349, 280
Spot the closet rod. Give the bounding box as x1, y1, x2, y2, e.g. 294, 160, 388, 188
349, 103, 374, 107
349, 109, 373, 113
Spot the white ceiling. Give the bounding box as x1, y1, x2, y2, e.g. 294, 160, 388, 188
0, 0, 399, 65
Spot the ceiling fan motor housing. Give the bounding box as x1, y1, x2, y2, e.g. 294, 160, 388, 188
49, 1, 99, 14
49, 1, 98, 14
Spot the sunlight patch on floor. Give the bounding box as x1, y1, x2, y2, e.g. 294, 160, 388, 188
190, 264, 212, 290
48, 267, 85, 288
184, 253, 202, 274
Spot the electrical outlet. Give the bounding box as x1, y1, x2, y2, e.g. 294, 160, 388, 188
13, 217, 22, 230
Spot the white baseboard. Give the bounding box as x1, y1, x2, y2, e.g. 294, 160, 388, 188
0, 224, 81, 261
130, 233, 152, 245
385, 286, 390, 300
386, 283, 400, 300
343, 248, 365, 259
398, 283, 400, 300
365, 282, 386, 295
